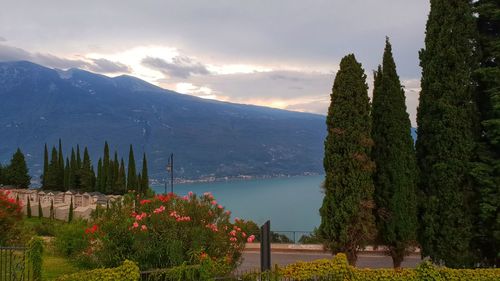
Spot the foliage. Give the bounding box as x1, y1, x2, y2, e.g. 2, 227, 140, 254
144, 258, 231, 281
27, 197, 32, 218
80, 192, 249, 271
54, 220, 89, 259
298, 229, 323, 244
56, 260, 140, 281
0, 148, 31, 187
473, 0, 500, 267
277, 253, 500, 281
0, 190, 23, 245
319, 54, 376, 265
371, 38, 418, 268
28, 236, 44, 281
416, 0, 479, 267
68, 197, 74, 222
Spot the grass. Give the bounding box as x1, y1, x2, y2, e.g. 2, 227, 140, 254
42, 253, 80, 280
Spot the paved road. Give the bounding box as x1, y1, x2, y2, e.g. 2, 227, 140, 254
238, 251, 422, 272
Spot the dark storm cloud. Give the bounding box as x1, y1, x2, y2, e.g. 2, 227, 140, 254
142, 56, 210, 78
88, 58, 131, 73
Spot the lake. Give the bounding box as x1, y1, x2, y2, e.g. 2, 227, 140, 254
152, 175, 324, 232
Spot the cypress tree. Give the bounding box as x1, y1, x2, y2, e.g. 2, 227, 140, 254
319, 54, 375, 265
80, 147, 94, 192
38, 198, 43, 219
372, 38, 418, 268
68, 197, 74, 223
46, 147, 59, 190
0, 163, 3, 184
141, 153, 149, 196
112, 152, 119, 193
69, 148, 77, 189
63, 158, 70, 190
50, 200, 54, 220
103, 142, 110, 193
26, 198, 32, 218
7, 148, 31, 187
472, 0, 500, 267
76, 145, 82, 169
116, 158, 127, 194
96, 158, 103, 193
57, 139, 64, 188
42, 144, 49, 188
416, 0, 479, 267
127, 145, 137, 192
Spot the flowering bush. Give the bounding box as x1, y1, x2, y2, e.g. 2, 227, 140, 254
81, 192, 252, 272
0, 190, 23, 245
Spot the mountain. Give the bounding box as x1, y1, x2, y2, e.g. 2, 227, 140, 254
0, 61, 327, 182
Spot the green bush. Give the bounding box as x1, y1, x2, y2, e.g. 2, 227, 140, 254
54, 220, 89, 258
56, 260, 139, 281
84, 192, 248, 272
27, 236, 44, 281
278, 254, 500, 281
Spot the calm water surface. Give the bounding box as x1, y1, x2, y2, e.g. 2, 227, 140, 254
152, 175, 324, 231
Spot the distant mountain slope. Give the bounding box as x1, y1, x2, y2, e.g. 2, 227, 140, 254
0, 61, 327, 182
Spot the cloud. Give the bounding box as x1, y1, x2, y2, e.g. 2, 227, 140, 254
0, 44, 32, 61
142, 55, 210, 78
0, 37, 6, 42
88, 58, 131, 73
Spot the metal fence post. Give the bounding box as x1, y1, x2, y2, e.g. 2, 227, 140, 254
260, 220, 271, 272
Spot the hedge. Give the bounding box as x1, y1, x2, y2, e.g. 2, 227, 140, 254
278, 253, 500, 281
56, 260, 140, 281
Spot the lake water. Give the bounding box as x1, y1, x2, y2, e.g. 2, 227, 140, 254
151, 175, 324, 232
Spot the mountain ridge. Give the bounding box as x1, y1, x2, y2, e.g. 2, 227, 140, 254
0, 60, 326, 182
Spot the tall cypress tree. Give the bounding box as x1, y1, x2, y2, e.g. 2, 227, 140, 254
141, 153, 149, 196
80, 147, 95, 192
68, 197, 74, 223
473, 0, 500, 267
372, 38, 418, 268
57, 139, 64, 188
38, 198, 43, 219
103, 142, 110, 193
96, 158, 103, 193
69, 148, 77, 189
127, 145, 137, 192
45, 147, 60, 190
42, 144, 49, 187
416, 0, 479, 267
76, 145, 82, 169
116, 158, 127, 194
26, 198, 32, 218
7, 148, 31, 187
64, 158, 70, 190
319, 54, 375, 266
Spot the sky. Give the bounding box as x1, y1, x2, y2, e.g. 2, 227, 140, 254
0, 0, 429, 126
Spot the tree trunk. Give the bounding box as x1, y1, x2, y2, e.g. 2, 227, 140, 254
347, 250, 358, 266
392, 254, 403, 269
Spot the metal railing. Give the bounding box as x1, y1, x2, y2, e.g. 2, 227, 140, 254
270, 231, 315, 244
0, 246, 32, 281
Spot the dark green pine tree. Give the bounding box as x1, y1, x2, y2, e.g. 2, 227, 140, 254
63, 158, 70, 190
319, 54, 376, 266
26, 198, 32, 218
41, 144, 49, 187
141, 153, 149, 196
68, 197, 74, 223
0, 164, 4, 185
7, 148, 31, 187
472, 0, 500, 267
76, 145, 82, 169
372, 38, 418, 268
127, 145, 137, 192
112, 152, 119, 193
69, 148, 77, 189
416, 0, 479, 267
80, 147, 95, 192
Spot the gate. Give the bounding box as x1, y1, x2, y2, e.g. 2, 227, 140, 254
0, 246, 32, 281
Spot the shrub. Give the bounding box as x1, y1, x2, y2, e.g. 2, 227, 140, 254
0, 190, 23, 245
54, 220, 89, 258
84, 192, 248, 272
279, 254, 500, 281
27, 236, 44, 281
56, 260, 139, 281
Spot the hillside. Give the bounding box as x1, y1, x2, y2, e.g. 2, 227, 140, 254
0, 61, 326, 182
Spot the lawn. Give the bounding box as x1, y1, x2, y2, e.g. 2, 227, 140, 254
42, 253, 80, 280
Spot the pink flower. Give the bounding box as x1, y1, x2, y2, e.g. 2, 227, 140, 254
225, 210, 231, 215
229, 230, 237, 236
140, 199, 151, 205
211, 200, 217, 206
247, 235, 256, 243
153, 205, 165, 214
242, 232, 247, 238
141, 224, 147, 231
230, 237, 237, 242
182, 195, 189, 201
217, 205, 223, 209
188, 191, 194, 197
132, 222, 139, 228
